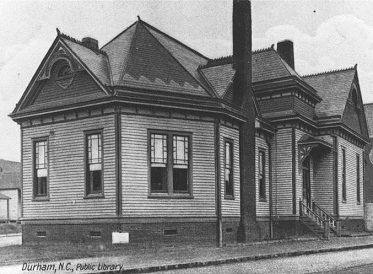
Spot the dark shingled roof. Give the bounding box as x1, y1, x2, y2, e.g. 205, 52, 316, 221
364, 103, 373, 137
0, 159, 21, 190
62, 37, 112, 86
200, 48, 303, 98
304, 68, 356, 118
101, 19, 210, 96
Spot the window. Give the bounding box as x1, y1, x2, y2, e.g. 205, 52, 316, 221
150, 132, 191, 196
224, 140, 234, 198
34, 139, 48, 198
357, 154, 361, 203
259, 150, 266, 200
342, 148, 346, 202
51, 59, 72, 78
86, 132, 103, 196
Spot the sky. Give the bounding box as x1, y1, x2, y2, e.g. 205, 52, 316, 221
1, 0, 373, 162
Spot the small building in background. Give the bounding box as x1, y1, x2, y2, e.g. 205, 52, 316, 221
0, 160, 21, 222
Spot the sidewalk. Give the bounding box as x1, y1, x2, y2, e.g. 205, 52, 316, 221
1, 235, 373, 274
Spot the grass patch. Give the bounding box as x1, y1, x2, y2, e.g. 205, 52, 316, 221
0, 223, 21, 235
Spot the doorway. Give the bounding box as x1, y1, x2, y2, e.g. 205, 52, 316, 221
302, 156, 311, 207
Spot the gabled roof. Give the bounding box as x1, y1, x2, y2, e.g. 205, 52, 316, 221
0, 160, 21, 190
62, 37, 111, 86
199, 48, 304, 98
304, 68, 356, 118
102, 19, 211, 96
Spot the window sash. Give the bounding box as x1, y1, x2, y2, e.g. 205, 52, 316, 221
150, 132, 190, 194
357, 154, 360, 203
342, 148, 346, 201
86, 132, 103, 195
34, 140, 48, 197
225, 141, 233, 197
259, 150, 266, 199
151, 134, 167, 164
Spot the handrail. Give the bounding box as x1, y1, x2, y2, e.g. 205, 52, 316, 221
312, 201, 340, 234
299, 200, 325, 228
299, 199, 341, 238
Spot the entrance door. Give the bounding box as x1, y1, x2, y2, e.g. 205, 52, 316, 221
302, 156, 311, 207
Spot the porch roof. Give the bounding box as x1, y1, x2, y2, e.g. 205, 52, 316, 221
298, 135, 333, 149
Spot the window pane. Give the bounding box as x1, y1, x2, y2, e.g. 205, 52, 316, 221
225, 142, 233, 196
173, 136, 188, 165
88, 134, 102, 164
37, 177, 47, 196
151, 134, 167, 164
151, 167, 168, 192
173, 168, 188, 192
36, 141, 47, 169
34, 140, 48, 197
86, 132, 103, 195
91, 170, 102, 192
259, 151, 265, 199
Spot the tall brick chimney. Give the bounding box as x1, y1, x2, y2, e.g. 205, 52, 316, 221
277, 40, 294, 69
82, 37, 99, 51
232, 0, 259, 242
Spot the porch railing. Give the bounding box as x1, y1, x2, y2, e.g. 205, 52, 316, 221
312, 201, 341, 236
299, 199, 341, 239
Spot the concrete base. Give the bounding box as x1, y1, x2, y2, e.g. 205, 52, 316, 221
21, 218, 245, 246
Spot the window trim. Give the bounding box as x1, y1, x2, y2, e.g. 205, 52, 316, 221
224, 138, 234, 200
84, 129, 105, 199
32, 136, 50, 201
342, 147, 347, 203
357, 153, 361, 204
148, 130, 193, 199
258, 148, 266, 202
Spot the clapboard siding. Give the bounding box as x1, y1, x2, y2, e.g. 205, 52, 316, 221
22, 114, 116, 219
220, 125, 240, 217
338, 137, 364, 217
312, 141, 334, 214
121, 114, 216, 217
272, 128, 293, 216
295, 129, 304, 215
256, 136, 269, 216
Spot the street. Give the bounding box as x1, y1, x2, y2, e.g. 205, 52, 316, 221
161, 248, 373, 274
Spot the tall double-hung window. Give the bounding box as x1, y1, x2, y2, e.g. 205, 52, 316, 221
34, 139, 48, 198
224, 140, 234, 198
86, 131, 103, 196
150, 131, 191, 196
342, 148, 347, 202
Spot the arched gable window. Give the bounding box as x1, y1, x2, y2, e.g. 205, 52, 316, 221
51, 59, 72, 79
50, 59, 74, 89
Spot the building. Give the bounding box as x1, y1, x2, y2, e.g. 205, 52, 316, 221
0, 159, 21, 222
363, 103, 373, 231
11, 0, 369, 245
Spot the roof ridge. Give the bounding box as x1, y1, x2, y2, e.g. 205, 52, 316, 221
139, 19, 209, 60
303, 66, 356, 78
199, 47, 274, 69
101, 21, 138, 49
199, 55, 233, 69
253, 46, 273, 54
57, 29, 107, 56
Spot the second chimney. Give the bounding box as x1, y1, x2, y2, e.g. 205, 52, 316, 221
277, 40, 294, 69
82, 37, 99, 51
